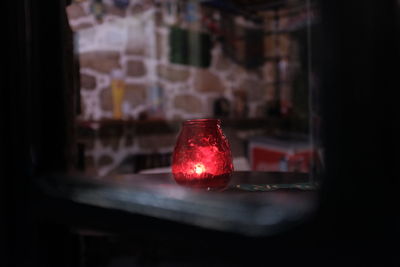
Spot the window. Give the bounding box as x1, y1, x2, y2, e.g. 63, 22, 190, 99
66, 0, 322, 178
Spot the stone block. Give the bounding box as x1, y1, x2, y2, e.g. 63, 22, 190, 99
126, 60, 146, 77
81, 73, 97, 90
174, 94, 202, 113
193, 70, 225, 92
80, 51, 121, 73
124, 83, 147, 107
157, 65, 190, 82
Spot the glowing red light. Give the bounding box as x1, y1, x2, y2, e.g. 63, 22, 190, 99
172, 119, 233, 189
194, 163, 205, 175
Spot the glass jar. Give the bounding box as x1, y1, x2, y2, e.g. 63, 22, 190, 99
172, 119, 234, 189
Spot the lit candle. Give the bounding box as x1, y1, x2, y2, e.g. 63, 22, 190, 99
172, 119, 233, 189
194, 163, 206, 175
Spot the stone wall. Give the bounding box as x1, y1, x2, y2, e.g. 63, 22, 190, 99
66, 0, 315, 176
67, 0, 271, 122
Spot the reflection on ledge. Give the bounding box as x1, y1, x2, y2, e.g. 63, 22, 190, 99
173, 173, 232, 191
37, 172, 316, 237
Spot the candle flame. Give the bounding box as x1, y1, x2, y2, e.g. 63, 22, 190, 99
194, 163, 205, 175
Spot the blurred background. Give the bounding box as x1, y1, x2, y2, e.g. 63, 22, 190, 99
2, 0, 398, 266
67, 0, 322, 177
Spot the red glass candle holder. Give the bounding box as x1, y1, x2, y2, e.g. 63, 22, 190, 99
172, 119, 234, 189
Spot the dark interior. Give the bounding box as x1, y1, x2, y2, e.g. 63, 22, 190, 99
2, 0, 399, 266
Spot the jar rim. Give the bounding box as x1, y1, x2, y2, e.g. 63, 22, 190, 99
183, 118, 221, 126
